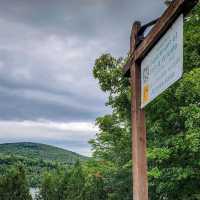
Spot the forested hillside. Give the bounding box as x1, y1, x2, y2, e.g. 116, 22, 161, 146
0, 142, 87, 187
0, 142, 86, 163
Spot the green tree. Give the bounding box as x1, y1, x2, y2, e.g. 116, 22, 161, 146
0, 165, 32, 200
147, 4, 200, 200
38, 161, 86, 200
37, 167, 66, 200
91, 53, 132, 199
63, 161, 85, 200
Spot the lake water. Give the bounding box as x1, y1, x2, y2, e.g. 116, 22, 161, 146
30, 188, 39, 200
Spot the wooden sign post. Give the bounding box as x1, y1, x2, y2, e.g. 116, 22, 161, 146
123, 0, 198, 199
130, 21, 148, 200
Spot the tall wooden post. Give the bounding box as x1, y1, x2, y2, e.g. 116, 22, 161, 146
130, 22, 148, 200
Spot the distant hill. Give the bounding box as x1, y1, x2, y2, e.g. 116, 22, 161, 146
0, 142, 88, 187
0, 142, 87, 164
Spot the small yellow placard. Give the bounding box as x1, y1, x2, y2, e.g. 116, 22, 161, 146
143, 84, 149, 104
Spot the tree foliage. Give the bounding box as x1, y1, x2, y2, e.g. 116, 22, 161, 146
0, 142, 86, 187
37, 160, 108, 200
0, 165, 32, 200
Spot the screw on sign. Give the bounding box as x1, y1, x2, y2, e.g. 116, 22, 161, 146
123, 0, 198, 200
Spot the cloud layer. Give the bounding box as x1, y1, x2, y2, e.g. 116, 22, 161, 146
0, 0, 165, 121
0, 0, 165, 154
0, 120, 98, 156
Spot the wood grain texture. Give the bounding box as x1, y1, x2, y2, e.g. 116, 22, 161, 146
130, 22, 148, 200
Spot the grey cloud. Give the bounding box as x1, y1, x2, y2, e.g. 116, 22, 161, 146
0, 86, 106, 121
0, 0, 166, 40
0, 0, 165, 122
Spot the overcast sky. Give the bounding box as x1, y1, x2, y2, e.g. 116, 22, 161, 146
0, 0, 165, 156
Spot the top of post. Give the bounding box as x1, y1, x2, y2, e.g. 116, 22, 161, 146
130, 21, 141, 54
123, 22, 141, 77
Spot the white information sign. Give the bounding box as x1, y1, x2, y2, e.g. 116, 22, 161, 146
141, 14, 183, 108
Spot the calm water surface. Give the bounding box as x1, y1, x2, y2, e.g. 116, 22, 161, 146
30, 188, 39, 200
